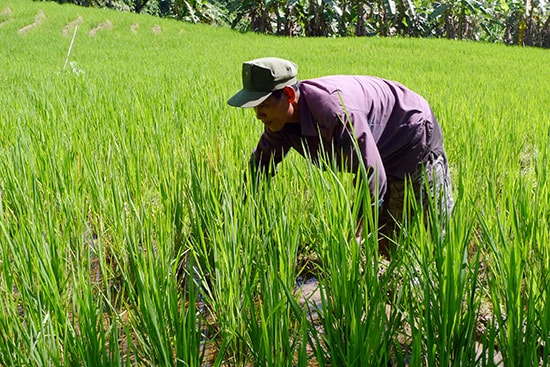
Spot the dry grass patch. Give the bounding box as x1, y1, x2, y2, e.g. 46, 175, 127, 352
62, 15, 83, 36
0, 6, 12, 17
18, 9, 46, 35
89, 19, 113, 36
130, 22, 139, 34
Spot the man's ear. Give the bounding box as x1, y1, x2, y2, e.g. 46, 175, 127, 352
283, 86, 296, 103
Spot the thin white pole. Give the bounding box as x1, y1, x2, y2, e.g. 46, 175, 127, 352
63, 25, 78, 72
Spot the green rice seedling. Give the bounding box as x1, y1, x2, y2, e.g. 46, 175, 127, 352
0, 139, 72, 366
401, 183, 482, 366
535, 141, 550, 365
291, 157, 398, 366
124, 210, 204, 366
67, 260, 124, 367
478, 144, 550, 366
185, 149, 258, 363
241, 173, 307, 366
186, 150, 311, 365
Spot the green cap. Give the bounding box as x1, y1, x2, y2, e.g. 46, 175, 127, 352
227, 57, 298, 108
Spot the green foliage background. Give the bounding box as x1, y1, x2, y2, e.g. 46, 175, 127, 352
40, 0, 550, 47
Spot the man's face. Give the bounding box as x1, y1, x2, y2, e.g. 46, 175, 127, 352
253, 92, 294, 132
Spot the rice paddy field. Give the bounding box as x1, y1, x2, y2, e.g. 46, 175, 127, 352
0, 0, 549, 366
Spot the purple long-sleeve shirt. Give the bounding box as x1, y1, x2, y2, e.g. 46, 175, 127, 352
250, 75, 445, 201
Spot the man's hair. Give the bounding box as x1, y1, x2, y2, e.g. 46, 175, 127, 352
271, 84, 298, 100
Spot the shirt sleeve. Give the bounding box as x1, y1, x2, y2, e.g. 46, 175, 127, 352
249, 128, 292, 178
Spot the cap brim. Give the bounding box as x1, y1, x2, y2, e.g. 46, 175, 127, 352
227, 89, 272, 108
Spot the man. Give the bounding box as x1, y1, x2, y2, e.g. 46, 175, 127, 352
227, 57, 454, 257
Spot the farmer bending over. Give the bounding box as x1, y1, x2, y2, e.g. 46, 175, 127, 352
227, 57, 454, 257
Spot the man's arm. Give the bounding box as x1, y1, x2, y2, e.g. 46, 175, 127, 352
245, 128, 291, 187
356, 128, 387, 205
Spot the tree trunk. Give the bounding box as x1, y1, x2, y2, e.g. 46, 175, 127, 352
339, 0, 348, 36
379, 0, 387, 37
523, 0, 533, 45
445, 7, 455, 39
355, 0, 366, 36
285, 2, 293, 36
458, 0, 464, 39
307, 0, 318, 36
135, 0, 150, 14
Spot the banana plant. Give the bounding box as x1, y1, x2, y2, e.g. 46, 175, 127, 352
428, 0, 488, 39
45, 0, 550, 46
